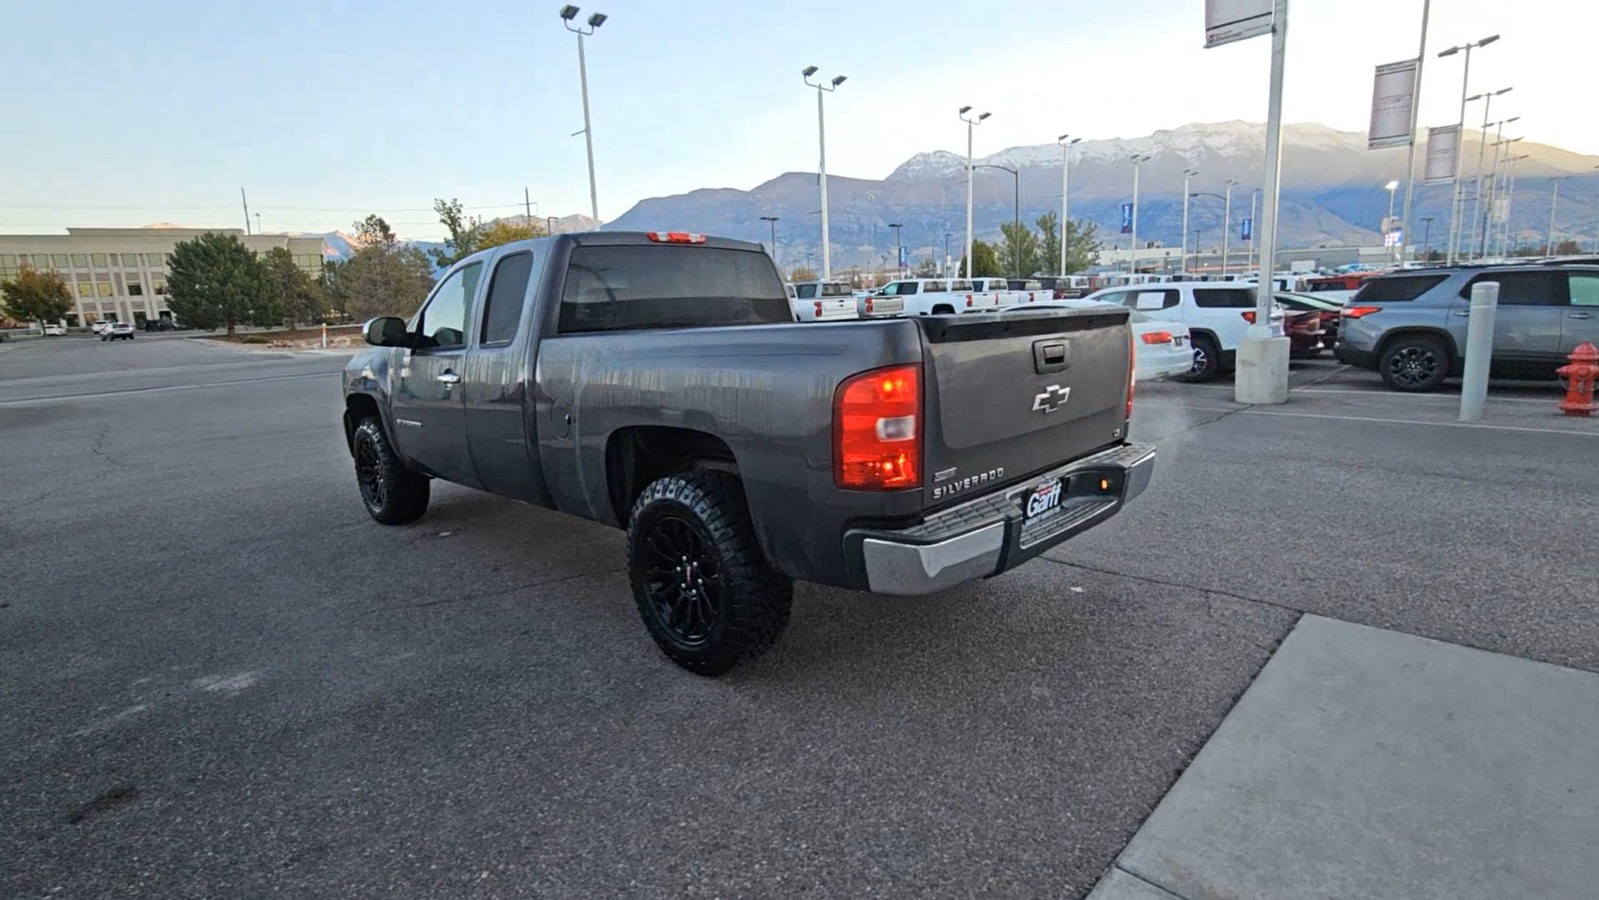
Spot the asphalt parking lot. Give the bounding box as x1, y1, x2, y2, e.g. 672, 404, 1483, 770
3, 335, 1595, 898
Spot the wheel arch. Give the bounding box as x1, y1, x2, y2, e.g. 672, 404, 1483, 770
1375, 327, 1460, 369
605, 425, 742, 529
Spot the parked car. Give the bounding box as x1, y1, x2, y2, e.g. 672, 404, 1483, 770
1274, 291, 1345, 351
101, 322, 135, 341
788, 280, 859, 322
43, 324, 67, 336
1335, 263, 1599, 391
1084, 282, 1284, 382
342, 231, 1154, 675
91, 321, 114, 334
1007, 300, 1193, 381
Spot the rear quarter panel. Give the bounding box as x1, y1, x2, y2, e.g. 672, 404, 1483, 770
533, 320, 929, 585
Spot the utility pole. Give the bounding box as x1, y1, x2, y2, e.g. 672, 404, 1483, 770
241, 188, 251, 235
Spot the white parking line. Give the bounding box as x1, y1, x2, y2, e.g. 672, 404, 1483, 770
1144, 402, 1598, 438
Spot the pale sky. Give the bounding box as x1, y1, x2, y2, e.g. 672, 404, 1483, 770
2, 0, 1591, 240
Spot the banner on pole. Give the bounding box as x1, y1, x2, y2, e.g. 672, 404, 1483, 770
1205, 0, 1272, 48
1120, 203, 1133, 234
1368, 59, 1419, 150
1241, 217, 1253, 242
1424, 126, 1460, 184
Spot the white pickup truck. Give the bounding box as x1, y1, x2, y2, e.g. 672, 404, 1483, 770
867, 277, 1052, 316
788, 280, 860, 322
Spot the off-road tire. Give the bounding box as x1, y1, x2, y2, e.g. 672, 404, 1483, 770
1176, 334, 1221, 383
352, 417, 430, 525
627, 470, 793, 676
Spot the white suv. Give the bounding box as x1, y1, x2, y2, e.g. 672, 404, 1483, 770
1084, 282, 1281, 382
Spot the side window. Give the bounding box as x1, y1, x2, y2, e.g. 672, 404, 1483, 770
416, 262, 481, 349
894, 282, 919, 296
1569, 273, 1599, 307
1460, 272, 1561, 306
481, 252, 534, 345
925, 281, 947, 293
1193, 288, 1255, 308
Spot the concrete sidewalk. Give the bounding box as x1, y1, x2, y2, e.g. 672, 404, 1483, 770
1089, 616, 1599, 900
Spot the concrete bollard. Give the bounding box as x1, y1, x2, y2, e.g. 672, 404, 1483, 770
1458, 281, 1499, 422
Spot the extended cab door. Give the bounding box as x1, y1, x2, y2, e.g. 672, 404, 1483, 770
462, 248, 547, 504
392, 261, 484, 487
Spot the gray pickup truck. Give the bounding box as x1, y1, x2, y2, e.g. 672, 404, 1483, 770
342, 231, 1154, 675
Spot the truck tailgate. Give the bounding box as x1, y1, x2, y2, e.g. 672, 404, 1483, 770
918, 309, 1131, 507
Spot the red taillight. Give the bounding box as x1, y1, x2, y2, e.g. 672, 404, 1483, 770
1241, 310, 1257, 324
814, 301, 823, 317
645, 231, 706, 244
865, 297, 875, 314
1141, 331, 1174, 344
834, 364, 921, 491
965, 295, 973, 307
1342, 305, 1381, 318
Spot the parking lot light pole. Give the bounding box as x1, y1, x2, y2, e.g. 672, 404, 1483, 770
1484, 131, 1521, 258
1130, 154, 1152, 275
1249, 187, 1261, 270
1180, 168, 1198, 275
1500, 153, 1530, 254
760, 216, 780, 266
1398, 0, 1431, 265
975, 164, 1020, 276
1220, 179, 1237, 277
1059, 135, 1081, 275
1546, 177, 1566, 256
804, 67, 846, 280
1438, 34, 1501, 264
960, 107, 991, 279
888, 223, 903, 276
1470, 87, 1513, 259
1235, 0, 1292, 407
1386, 180, 1400, 262
560, 5, 607, 224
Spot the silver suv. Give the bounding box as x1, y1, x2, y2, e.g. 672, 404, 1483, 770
1335, 264, 1599, 391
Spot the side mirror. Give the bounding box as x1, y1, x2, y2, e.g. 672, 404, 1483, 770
364, 316, 410, 347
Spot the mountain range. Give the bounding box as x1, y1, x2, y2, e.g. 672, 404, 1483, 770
606, 121, 1599, 271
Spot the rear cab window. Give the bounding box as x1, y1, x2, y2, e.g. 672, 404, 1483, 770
795, 283, 818, 299
820, 281, 851, 297
1352, 274, 1448, 303
558, 244, 790, 333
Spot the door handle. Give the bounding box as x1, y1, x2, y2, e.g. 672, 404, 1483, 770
436, 371, 461, 385
1452, 311, 1471, 317
1570, 313, 1594, 320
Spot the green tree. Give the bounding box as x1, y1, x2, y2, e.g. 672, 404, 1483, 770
1062, 219, 1103, 274
165, 232, 279, 335
999, 221, 1041, 279
262, 247, 325, 325
330, 216, 436, 320
958, 239, 1003, 278
1552, 239, 1582, 256
788, 265, 818, 282
431, 198, 482, 267
479, 218, 544, 251
1036, 212, 1062, 276
1, 265, 73, 325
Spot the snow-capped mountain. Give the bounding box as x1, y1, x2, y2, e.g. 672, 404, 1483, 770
606, 121, 1599, 270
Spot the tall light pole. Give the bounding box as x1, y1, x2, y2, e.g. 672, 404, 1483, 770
1129, 153, 1152, 275
1180, 168, 1198, 276
1248, 187, 1261, 270
1386, 179, 1400, 262
803, 67, 846, 280
760, 215, 780, 267
960, 106, 991, 279
1468, 86, 1513, 258
1546, 177, 1567, 257
888, 222, 903, 276
1058, 134, 1081, 275
1500, 153, 1530, 255
1421, 216, 1436, 258
1398, 0, 1431, 265
559, 5, 606, 223
1438, 34, 1501, 264
1220, 179, 1238, 277
1485, 134, 1522, 258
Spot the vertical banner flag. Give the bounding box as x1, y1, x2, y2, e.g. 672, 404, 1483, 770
1205, 0, 1272, 48
1120, 203, 1133, 234
1241, 218, 1253, 242
1424, 126, 1460, 185
1368, 59, 1420, 150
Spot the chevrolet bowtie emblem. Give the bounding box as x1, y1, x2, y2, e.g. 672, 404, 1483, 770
1032, 384, 1071, 414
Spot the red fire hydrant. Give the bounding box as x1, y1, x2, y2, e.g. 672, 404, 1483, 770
1557, 341, 1599, 417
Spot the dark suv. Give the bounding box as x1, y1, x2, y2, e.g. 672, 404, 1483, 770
1335, 264, 1599, 391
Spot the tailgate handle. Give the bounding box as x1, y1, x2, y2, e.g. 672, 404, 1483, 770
1034, 339, 1069, 374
